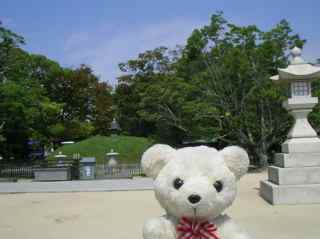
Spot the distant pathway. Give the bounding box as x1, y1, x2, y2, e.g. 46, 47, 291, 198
0, 178, 153, 193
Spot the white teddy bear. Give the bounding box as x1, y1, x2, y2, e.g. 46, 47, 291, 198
141, 144, 252, 239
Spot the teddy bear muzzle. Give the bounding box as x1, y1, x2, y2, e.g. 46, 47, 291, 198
188, 194, 202, 204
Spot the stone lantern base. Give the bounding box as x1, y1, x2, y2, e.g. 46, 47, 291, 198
260, 148, 320, 204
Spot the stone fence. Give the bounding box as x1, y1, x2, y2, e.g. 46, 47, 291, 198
0, 162, 143, 180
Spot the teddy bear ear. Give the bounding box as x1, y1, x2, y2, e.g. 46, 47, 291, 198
141, 144, 176, 179
220, 146, 249, 180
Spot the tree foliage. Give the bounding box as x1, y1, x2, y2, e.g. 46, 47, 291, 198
1, 15, 318, 166
0, 23, 113, 161
115, 13, 307, 165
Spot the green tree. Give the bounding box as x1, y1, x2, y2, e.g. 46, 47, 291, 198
0, 23, 113, 160
52, 65, 113, 139
0, 47, 63, 160
0, 22, 24, 82
116, 13, 306, 166
177, 13, 305, 165
93, 82, 113, 135
116, 47, 219, 144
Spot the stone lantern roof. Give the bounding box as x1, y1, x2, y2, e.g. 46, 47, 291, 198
106, 149, 119, 157
54, 151, 67, 159
271, 47, 320, 82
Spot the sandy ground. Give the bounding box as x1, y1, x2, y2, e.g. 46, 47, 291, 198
0, 172, 319, 239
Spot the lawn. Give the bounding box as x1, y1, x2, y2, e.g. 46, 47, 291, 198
50, 135, 154, 164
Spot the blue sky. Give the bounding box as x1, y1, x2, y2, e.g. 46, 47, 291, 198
1, 0, 319, 85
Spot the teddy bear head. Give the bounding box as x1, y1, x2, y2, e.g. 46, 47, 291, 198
141, 145, 249, 220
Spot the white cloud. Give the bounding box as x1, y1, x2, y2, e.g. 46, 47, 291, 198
63, 18, 204, 86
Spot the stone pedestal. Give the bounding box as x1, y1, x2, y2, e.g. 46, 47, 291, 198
260, 109, 320, 204
260, 152, 320, 204
260, 108, 320, 204
260, 143, 320, 204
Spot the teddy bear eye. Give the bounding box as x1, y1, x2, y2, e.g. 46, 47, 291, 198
213, 181, 223, 193
173, 178, 184, 190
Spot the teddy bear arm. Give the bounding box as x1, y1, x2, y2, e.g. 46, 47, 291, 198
143, 216, 176, 239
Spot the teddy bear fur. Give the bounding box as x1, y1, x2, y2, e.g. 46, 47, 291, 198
141, 144, 252, 239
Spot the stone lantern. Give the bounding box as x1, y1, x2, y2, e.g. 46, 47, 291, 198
260, 47, 320, 204
110, 118, 121, 135
54, 151, 67, 167
106, 149, 119, 167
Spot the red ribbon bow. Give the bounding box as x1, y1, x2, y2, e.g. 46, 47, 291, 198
176, 217, 220, 239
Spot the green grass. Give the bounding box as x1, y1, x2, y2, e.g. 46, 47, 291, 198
49, 135, 154, 164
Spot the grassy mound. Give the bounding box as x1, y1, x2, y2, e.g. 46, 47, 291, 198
50, 135, 154, 164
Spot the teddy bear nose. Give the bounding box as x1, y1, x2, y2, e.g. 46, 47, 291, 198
188, 194, 201, 204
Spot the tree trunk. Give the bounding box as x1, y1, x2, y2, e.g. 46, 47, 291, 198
258, 153, 268, 168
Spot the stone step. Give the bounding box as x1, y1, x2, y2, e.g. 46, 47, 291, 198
268, 166, 320, 185
275, 153, 320, 168
260, 180, 320, 205
282, 137, 320, 153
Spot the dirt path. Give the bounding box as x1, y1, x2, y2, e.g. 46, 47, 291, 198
0, 172, 319, 239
